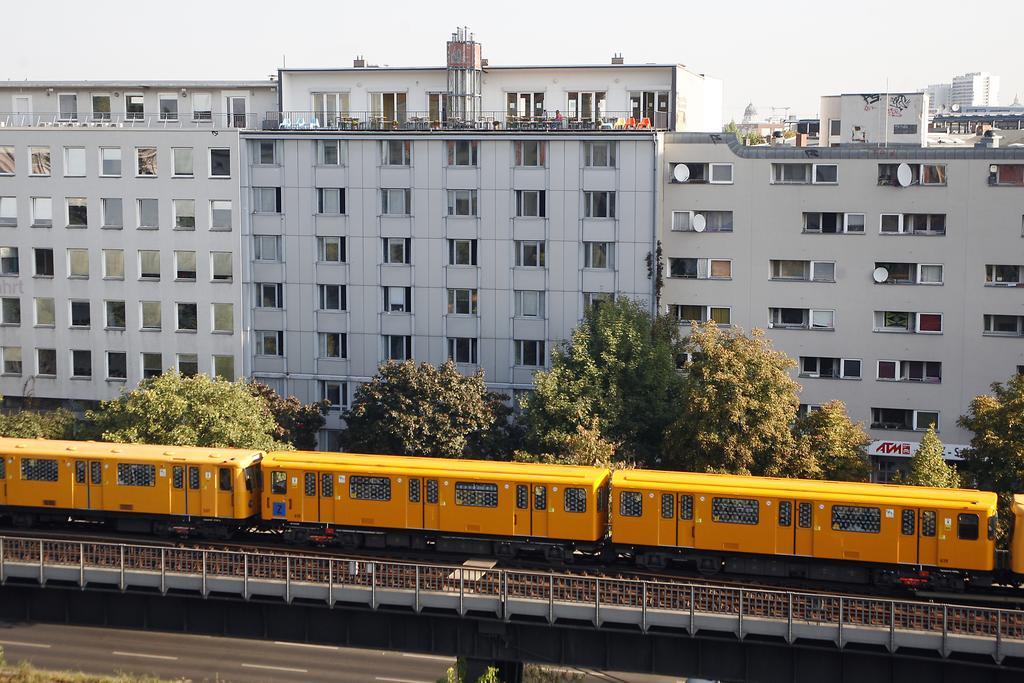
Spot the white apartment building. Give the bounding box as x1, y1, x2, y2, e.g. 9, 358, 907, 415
819, 92, 928, 147
952, 72, 1000, 109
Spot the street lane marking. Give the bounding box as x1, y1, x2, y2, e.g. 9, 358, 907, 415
375, 678, 432, 683
399, 653, 452, 662
242, 663, 309, 673
0, 640, 52, 649
113, 651, 179, 661
273, 641, 339, 650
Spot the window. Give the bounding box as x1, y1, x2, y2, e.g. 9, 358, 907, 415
141, 352, 163, 379
448, 239, 477, 266
799, 357, 861, 379
455, 482, 498, 507
212, 303, 234, 333
69, 300, 90, 327
878, 163, 946, 186
105, 352, 127, 381
0, 196, 16, 227
877, 360, 942, 383
350, 476, 391, 501
566, 91, 607, 121
322, 381, 348, 410
583, 242, 615, 269
319, 332, 346, 359
831, 505, 880, 533
958, 514, 979, 541
669, 304, 731, 326
68, 248, 89, 278
213, 355, 234, 381
563, 487, 587, 513
191, 93, 212, 121
158, 93, 178, 121
380, 237, 409, 265
0, 147, 12, 175
62, 147, 86, 178
768, 308, 834, 330
210, 200, 232, 230
668, 257, 731, 279
381, 140, 412, 166
211, 252, 232, 282
712, 498, 759, 525
514, 290, 545, 318
58, 93, 78, 120
515, 190, 546, 218
515, 240, 545, 267
447, 189, 478, 217
137, 198, 159, 229
105, 300, 125, 329
671, 210, 733, 232
515, 339, 545, 367
768, 259, 833, 282
136, 147, 157, 176
383, 286, 411, 313
803, 212, 864, 234
829, 119, 842, 136
254, 188, 282, 213
447, 140, 478, 166
256, 141, 276, 165
383, 335, 411, 361
271, 471, 288, 495
583, 292, 614, 310
125, 94, 144, 120
100, 147, 121, 177
670, 162, 733, 184
31, 197, 52, 227
2, 346, 21, 375
177, 353, 199, 377
318, 284, 345, 311
873, 311, 942, 334
318, 236, 345, 262
174, 251, 196, 280
447, 288, 478, 315
254, 235, 280, 262
21, 458, 59, 481
117, 463, 156, 487
881, 213, 946, 235
29, 147, 50, 176
986, 264, 1023, 286
771, 163, 810, 184
173, 199, 195, 230
984, 315, 1024, 336
620, 491, 642, 517
33, 248, 53, 277
583, 141, 616, 168
871, 408, 939, 432
256, 283, 283, 308
447, 337, 478, 364
71, 349, 92, 378
139, 250, 160, 280
36, 348, 56, 376
66, 197, 88, 228
381, 188, 410, 215
993, 164, 1024, 187
1, 297, 20, 325
0, 247, 17, 275
172, 148, 194, 177
100, 198, 122, 229
316, 188, 345, 214
176, 303, 197, 331
514, 141, 545, 167
583, 191, 616, 219
779, 501, 793, 527
319, 140, 343, 166
140, 301, 161, 330
208, 148, 230, 177
256, 330, 284, 356
35, 298, 54, 327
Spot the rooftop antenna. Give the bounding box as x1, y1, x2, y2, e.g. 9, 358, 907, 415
282, 54, 287, 69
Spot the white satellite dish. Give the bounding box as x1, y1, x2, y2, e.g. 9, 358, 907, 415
872, 267, 889, 283
896, 163, 913, 187
692, 213, 707, 232
672, 164, 690, 183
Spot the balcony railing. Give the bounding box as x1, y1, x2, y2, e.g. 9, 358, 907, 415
0, 112, 260, 129
265, 110, 667, 133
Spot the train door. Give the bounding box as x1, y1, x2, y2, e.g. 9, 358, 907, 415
199, 466, 217, 516
658, 493, 677, 546
302, 472, 319, 523
406, 477, 423, 529
216, 467, 235, 519
0, 455, 6, 505
897, 508, 918, 564
678, 494, 695, 547
513, 484, 531, 536
186, 466, 201, 516
170, 465, 186, 516
919, 509, 939, 567
88, 461, 104, 510
776, 500, 795, 554
72, 460, 89, 509
532, 485, 549, 538
794, 500, 814, 556
424, 479, 440, 530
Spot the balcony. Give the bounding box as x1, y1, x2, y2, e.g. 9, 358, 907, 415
0, 112, 256, 129
265, 110, 664, 133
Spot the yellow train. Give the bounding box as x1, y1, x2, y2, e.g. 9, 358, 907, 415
0, 437, 1019, 591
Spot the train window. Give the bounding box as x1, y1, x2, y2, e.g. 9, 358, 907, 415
0, 457, 5, 480
117, 463, 156, 487
661, 493, 674, 519
321, 473, 333, 498
957, 513, 979, 541
921, 511, 936, 537
516, 484, 529, 509
409, 478, 421, 503
712, 497, 759, 525
271, 471, 287, 494
91, 462, 102, 485
189, 466, 200, 490
219, 468, 233, 492
565, 487, 587, 513
798, 502, 812, 528
350, 476, 391, 501
172, 466, 184, 490
243, 466, 258, 492
778, 501, 792, 527
598, 485, 607, 513
989, 514, 998, 541
620, 491, 642, 517
303, 473, 316, 496
534, 486, 547, 511
75, 461, 86, 484
901, 510, 915, 536
21, 458, 59, 482
831, 505, 880, 534
679, 494, 693, 520
456, 482, 499, 507
427, 479, 439, 504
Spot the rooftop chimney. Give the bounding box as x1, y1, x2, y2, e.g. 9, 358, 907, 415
611, 53, 624, 65
353, 55, 366, 68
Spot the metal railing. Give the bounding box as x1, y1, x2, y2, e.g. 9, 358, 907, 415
0, 112, 259, 130
266, 111, 666, 133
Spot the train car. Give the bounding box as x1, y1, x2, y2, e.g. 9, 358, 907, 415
0, 438, 262, 536
610, 469, 998, 589
261, 451, 609, 559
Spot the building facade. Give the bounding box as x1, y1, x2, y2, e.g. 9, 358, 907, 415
819, 93, 928, 147
951, 72, 1000, 109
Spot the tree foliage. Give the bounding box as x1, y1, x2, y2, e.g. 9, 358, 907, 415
957, 373, 1024, 496
522, 297, 683, 465
793, 400, 871, 482
342, 360, 504, 458
86, 371, 286, 450
901, 424, 960, 488
514, 417, 619, 468
0, 396, 76, 440
248, 382, 329, 450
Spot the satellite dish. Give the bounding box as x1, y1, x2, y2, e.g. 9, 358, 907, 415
951, 103, 961, 112
692, 213, 707, 232
672, 164, 690, 183
873, 267, 889, 283
896, 163, 913, 187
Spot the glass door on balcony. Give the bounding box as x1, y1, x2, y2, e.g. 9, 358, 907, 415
506, 92, 545, 119
313, 92, 349, 126
370, 92, 407, 124
226, 96, 247, 128
629, 91, 670, 127
567, 91, 607, 122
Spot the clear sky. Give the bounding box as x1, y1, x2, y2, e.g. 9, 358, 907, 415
3, 0, 1019, 123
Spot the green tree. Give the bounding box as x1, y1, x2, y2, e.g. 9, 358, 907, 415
248, 382, 329, 450
0, 396, 76, 440
793, 400, 871, 482
465, 391, 525, 459
901, 424, 960, 488
958, 373, 1024, 496
342, 360, 499, 457
663, 322, 813, 477
514, 417, 620, 468
86, 371, 286, 450
523, 297, 683, 465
